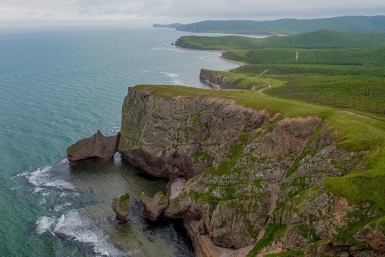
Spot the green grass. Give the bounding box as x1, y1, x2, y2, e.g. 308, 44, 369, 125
325, 150, 385, 210
247, 223, 287, 256
201, 68, 283, 90
202, 65, 385, 114
265, 250, 304, 257
224, 47, 385, 66
267, 75, 385, 114
175, 30, 385, 51
175, 16, 385, 35
193, 151, 215, 162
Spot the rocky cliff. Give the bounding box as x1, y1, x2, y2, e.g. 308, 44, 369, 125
200, 68, 238, 90
118, 85, 385, 257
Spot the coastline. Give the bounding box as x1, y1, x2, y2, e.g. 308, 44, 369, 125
176, 45, 245, 90
219, 56, 245, 68
176, 45, 245, 69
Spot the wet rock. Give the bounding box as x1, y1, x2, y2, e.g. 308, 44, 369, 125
140, 191, 168, 221
112, 193, 130, 223
67, 130, 119, 164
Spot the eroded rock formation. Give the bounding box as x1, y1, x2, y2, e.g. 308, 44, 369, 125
140, 191, 168, 221
67, 130, 119, 164
112, 193, 131, 223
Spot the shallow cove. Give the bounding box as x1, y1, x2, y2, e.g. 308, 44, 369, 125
29, 154, 195, 256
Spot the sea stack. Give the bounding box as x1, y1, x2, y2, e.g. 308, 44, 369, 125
112, 193, 131, 223
140, 191, 168, 221
66, 130, 119, 164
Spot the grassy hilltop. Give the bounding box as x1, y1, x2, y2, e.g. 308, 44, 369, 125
176, 30, 385, 50
176, 30, 385, 114
175, 16, 385, 35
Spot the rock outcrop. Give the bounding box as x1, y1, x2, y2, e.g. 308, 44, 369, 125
140, 191, 168, 221
112, 193, 131, 223
119, 87, 273, 179
67, 130, 119, 164
200, 69, 234, 90
118, 86, 382, 257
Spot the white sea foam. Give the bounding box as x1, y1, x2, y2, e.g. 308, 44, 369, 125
54, 203, 72, 212
108, 126, 120, 136
26, 160, 76, 191
33, 187, 45, 193
10, 171, 29, 179
43, 179, 76, 190
26, 165, 52, 187
53, 209, 127, 257
36, 216, 56, 234
150, 45, 185, 53
160, 72, 184, 85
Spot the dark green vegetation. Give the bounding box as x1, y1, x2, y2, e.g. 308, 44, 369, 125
176, 30, 385, 50
227, 63, 385, 114
184, 30, 385, 114
175, 16, 385, 35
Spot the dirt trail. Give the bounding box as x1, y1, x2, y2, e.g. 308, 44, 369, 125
342, 111, 382, 122
256, 80, 271, 96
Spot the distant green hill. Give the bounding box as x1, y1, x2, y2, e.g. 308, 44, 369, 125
176, 16, 385, 35
224, 47, 385, 66
175, 30, 385, 50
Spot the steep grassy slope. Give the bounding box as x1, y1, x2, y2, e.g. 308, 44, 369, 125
176, 30, 385, 50
176, 16, 385, 35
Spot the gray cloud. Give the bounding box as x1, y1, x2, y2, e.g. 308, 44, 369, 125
0, 0, 384, 22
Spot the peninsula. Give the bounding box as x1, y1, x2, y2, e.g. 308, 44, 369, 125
68, 25, 385, 257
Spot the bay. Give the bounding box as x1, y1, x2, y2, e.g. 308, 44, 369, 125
0, 25, 238, 256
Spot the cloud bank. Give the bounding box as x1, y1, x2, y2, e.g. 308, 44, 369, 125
0, 0, 384, 23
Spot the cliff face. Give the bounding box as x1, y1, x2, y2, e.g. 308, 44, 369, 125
119, 87, 272, 179
200, 68, 239, 90
119, 86, 384, 257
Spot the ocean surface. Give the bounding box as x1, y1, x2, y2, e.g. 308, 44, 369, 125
0, 25, 238, 256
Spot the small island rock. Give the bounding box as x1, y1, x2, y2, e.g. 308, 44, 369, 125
141, 191, 168, 221
67, 130, 119, 164
112, 193, 130, 223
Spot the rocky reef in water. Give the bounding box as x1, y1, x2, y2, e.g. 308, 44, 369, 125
115, 85, 385, 257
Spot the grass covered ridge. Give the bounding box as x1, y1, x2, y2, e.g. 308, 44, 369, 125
134, 84, 385, 213
175, 30, 385, 51
175, 16, 385, 35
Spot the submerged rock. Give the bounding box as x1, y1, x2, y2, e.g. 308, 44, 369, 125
67, 130, 119, 164
112, 193, 131, 223
141, 191, 168, 221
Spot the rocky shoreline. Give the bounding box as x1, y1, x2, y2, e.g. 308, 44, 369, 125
67, 85, 385, 257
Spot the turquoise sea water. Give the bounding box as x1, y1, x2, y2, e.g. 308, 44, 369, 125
0, 26, 238, 256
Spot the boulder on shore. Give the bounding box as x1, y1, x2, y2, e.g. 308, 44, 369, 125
67, 130, 119, 164
141, 191, 168, 221
112, 193, 131, 223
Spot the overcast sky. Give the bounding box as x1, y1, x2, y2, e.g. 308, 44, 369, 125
0, 0, 384, 25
